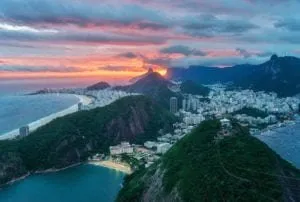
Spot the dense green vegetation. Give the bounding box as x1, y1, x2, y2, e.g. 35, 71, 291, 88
118, 120, 300, 201
0, 96, 176, 185
232, 107, 268, 118
180, 80, 210, 96
117, 167, 148, 201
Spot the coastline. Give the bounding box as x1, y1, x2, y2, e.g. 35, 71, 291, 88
0, 160, 129, 189
88, 160, 132, 174
0, 163, 83, 189
0, 173, 30, 189
0, 94, 93, 140
34, 162, 83, 174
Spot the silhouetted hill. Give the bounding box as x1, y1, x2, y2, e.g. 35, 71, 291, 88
167, 55, 300, 96
117, 72, 181, 109
129, 68, 154, 83
86, 81, 110, 90
117, 120, 300, 201
166, 64, 255, 84
237, 55, 300, 96
180, 80, 210, 96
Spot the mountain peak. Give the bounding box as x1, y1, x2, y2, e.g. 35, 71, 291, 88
148, 68, 154, 73
137, 71, 168, 84
129, 68, 163, 83
270, 54, 279, 61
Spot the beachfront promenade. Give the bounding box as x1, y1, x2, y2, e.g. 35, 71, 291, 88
0, 95, 92, 140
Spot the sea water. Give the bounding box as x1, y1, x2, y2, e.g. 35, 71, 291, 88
255, 116, 300, 169
0, 81, 125, 202
0, 94, 79, 136
0, 164, 125, 202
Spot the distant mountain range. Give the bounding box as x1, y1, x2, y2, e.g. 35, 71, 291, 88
166, 55, 300, 97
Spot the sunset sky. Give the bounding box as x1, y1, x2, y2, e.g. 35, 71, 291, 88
1, 0, 300, 81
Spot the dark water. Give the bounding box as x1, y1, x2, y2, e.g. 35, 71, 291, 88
0, 94, 79, 135
256, 116, 300, 168
0, 165, 125, 202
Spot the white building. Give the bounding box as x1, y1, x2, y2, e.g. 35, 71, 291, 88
19, 125, 29, 137
220, 118, 231, 128
156, 143, 172, 154
109, 142, 133, 155
144, 141, 157, 149
170, 97, 178, 114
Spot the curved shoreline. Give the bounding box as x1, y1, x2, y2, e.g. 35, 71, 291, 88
88, 160, 132, 174
0, 161, 127, 189
0, 94, 92, 140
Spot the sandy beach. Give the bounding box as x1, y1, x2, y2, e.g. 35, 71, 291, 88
0, 94, 92, 140
88, 160, 132, 174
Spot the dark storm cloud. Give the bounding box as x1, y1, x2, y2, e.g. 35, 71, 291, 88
182, 15, 259, 37
256, 51, 274, 57
274, 18, 300, 31
236, 48, 274, 58
236, 48, 252, 58
99, 65, 144, 72
145, 57, 172, 66
117, 52, 140, 58
0, 65, 82, 72
0, 0, 166, 29
99, 65, 127, 71
134, 22, 169, 30
160, 45, 207, 56
0, 29, 167, 45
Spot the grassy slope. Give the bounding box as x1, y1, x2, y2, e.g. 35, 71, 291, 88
117, 120, 300, 201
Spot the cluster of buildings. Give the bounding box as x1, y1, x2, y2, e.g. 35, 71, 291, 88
206, 86, 299, 115
80, 89, 139, 110
169, 84, 300, 129
109, 142, 134, 155
182, 95, 203, 112
34, 87, 139, 112
108, 114, 199, 169
234, 114, 277, 127
109, 141, 159, 168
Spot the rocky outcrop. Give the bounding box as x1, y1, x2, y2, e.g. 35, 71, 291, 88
0, 152, 27, 185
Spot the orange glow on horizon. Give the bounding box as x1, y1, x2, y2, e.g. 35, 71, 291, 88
0, 66, 168, 81
157, 68, 167, 76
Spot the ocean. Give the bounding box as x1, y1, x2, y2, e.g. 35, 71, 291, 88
0, 165, 125, 202
0, 94, 79, 135
255, 116, 300, 169
0, 80, 126, 202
